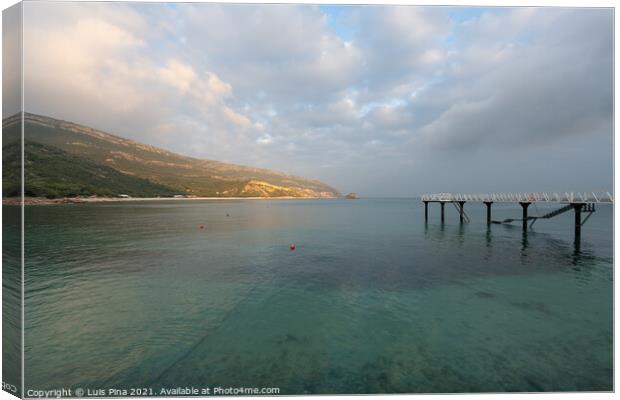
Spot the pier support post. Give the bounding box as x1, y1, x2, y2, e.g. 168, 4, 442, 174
484, 202, 493, 225
458, 201, 466, 223
573, 203, 583, 242
519, 202, 530, 231
440, 202, 445, 224
424, 201, 429, 222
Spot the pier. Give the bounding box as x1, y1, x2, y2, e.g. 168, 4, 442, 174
421, 192, 613, 240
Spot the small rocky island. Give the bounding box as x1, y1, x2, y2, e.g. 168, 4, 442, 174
345, 193, 359, 199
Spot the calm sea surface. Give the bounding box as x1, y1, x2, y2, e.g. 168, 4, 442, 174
18, 199, 613, 393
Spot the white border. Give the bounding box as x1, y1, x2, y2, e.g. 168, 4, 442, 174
0, 2, 615, 400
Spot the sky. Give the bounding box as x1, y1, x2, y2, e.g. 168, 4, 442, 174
8, 2, 613, 196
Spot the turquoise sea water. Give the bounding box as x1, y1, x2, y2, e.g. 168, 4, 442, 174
17, 199, 613, 393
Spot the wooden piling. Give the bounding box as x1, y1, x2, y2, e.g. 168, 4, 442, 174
440, 202, 445, 224
519, 202, 530, 231
573, 203, 583, 242
484, 201, 493, 224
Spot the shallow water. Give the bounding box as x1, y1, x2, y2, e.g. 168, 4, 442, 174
18, 199, 613, 393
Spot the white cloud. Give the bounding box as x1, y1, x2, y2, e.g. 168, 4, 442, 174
19, 4, 613, 195
256, 134, 274, 145
413, 8, 612, 150
158, 60, 197, 93
23, 2, 254, 159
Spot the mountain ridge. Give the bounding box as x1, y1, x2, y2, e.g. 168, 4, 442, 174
2, 113, 341, 199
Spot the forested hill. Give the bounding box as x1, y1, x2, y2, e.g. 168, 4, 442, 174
2, 113, 341, 199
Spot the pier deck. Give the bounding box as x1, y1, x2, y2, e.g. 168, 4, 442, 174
421, 192, 613, 204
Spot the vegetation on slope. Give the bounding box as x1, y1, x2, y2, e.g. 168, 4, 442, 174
3, 141, 178, 198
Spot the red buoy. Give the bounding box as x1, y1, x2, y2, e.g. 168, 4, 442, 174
290, 244, 296, 251
199, 225, 205, 229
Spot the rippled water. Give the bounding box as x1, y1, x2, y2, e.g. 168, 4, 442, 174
17, 199, 613, 393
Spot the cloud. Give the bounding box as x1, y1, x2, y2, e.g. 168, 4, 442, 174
22, 2, 254, 159
351, 6, 452, 96
19, 4, 613, 195
413, 8, 613, 150
175, 4, 363, 103
256, 134, 274, 145
158, 60, 197, 93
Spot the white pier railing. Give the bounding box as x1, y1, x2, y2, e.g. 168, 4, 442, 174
421, 192, 613, 203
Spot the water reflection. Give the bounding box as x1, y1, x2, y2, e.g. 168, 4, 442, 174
485, 227, 492, 248
456, 223, 466, 248
422, 220, 605, 283
520, 231, 529, 261
574, 234, 581, 253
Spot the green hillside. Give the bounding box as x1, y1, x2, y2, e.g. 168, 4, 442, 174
2, 113, 341, 198
3, 141, 178, 198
